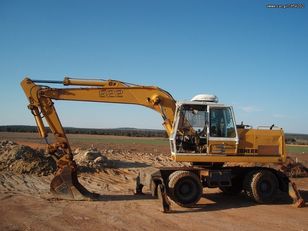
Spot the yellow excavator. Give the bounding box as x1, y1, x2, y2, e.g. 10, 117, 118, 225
21, 77, 304, 211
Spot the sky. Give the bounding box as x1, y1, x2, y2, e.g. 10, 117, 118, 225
0, 0, 307, 133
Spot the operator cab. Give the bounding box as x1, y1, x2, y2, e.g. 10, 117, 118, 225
170, 94, 238, 156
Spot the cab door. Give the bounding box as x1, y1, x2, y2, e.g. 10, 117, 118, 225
207, 106, 238, 155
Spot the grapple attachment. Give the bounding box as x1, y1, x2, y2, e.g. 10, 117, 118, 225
50, 161, 97, 200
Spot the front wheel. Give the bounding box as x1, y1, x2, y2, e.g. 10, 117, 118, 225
168, 171, 203, 207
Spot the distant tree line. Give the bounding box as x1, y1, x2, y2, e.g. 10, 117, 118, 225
285, 133, 308, 145
0, 125, 167, 138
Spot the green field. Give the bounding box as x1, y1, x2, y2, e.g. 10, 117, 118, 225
0, 132, 169, 146
68, 135, 169, 145
286, 145, 308, 154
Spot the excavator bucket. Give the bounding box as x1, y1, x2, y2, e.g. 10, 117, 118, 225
50, 162, 98, 200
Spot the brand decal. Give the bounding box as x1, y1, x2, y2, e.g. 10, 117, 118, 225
100, 89, 123, 97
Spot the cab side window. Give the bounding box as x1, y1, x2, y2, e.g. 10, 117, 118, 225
210, 108, 236, 138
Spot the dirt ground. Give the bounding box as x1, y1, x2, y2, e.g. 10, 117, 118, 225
0, 132, 308, 231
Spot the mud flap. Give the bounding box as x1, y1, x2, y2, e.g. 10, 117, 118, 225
288, 181, 305, 208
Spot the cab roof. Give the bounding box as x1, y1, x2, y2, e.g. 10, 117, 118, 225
176, 101, 228, 107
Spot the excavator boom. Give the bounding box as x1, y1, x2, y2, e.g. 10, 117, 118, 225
21, 77, 176, 200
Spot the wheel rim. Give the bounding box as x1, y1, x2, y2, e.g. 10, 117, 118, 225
259, 180, 273, 196
179, 181, 193, 196
175, 178, 198, 203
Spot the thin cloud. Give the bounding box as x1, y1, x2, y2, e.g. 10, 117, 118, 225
272, 114, 287, 118
239, 106, 262, 113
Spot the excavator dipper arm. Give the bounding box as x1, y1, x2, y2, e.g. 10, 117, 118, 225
20, 77, 176, 200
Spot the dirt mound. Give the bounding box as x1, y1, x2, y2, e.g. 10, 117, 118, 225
280, 157, 308, 178
0, 140, 56, 176
74, 147, 113, 172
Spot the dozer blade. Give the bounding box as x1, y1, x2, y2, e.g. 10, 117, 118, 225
50, 164, 98, 200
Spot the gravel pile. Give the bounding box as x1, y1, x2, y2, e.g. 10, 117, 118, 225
74, 147, 113, 172
0, 140, 56, 176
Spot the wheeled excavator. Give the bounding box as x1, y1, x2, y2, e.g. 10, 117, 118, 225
21, 77, 304, 211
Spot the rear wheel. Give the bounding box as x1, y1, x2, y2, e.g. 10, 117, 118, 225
243, 170, 256, 200
168, 171, 202, 207
244, 169, 278, 203
251, 170, 278, 203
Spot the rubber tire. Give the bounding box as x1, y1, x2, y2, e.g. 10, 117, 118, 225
243, 170, 256, 200
251, 170, 278, 203
219, 178, 243, 195
168, 171, 202, 207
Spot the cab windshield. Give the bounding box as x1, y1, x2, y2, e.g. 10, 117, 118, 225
175, 105, 207, 153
